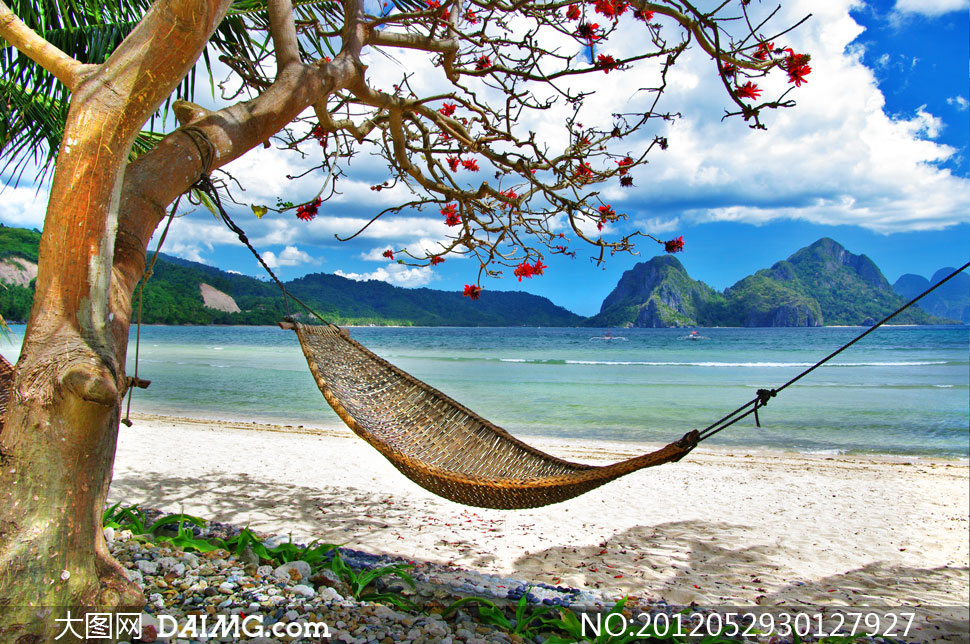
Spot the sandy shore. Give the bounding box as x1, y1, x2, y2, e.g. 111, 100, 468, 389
109, 414, 969, 615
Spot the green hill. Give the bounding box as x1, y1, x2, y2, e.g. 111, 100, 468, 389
0, 227, 582, 326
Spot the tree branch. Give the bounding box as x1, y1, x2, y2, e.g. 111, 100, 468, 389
268, 0, 301, 75
0, 0, 92, 90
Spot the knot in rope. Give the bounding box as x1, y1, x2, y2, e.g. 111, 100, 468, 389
753, 388, 776, 428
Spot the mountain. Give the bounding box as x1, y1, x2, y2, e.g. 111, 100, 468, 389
591, 238, 952, 328
0, 226, 582, 326
894, 268, 969, 324
585, 255, 723, 327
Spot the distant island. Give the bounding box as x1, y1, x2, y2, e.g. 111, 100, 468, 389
586, 238, 965, 328
0, 226, 964, 327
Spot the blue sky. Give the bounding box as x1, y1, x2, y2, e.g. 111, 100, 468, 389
2, 0, 968, 317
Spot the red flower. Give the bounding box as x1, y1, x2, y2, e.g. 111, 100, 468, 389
593, 0, 627, 20
500, 188, 518, 210
633, 8, 654, 21
596, 54, 619, 73
664, 236, 685, 253
576, 22, 601, 43
736, 81, 762, 99
446, 156, 461, 172
619, 176, 634, 187
441, 203, 462, 226
311, 125, 327, 148
597, 204, 616, 231
427, 0, 440, 7
464, 9, 478, 23
476, 55, 491, 70
382, 249, 395, 259
295, 197, 322, 221
531, 259, 547, 276
461, 158, 479, 171
616, 156, 633, 175
430, 256, 445, 265
463, 284, 482, 299
574, 161, 593, 178
566, 4, 581, 20
782, 49, 812, 86
514, 261, 535, 281
439, 102, 456, 116
722, 63, 736, 77
754, 41, 774, 61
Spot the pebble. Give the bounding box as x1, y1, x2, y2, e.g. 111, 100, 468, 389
105, 507, 854, 644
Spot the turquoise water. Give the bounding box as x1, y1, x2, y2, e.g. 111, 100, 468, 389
2, 325, 967, 457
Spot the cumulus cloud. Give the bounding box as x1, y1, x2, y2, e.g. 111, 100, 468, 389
262, 245, 318, 269
893, 0, 967, 17
335, 263, 436, 288
601, 0, 970, 233
0, 184, 50, 229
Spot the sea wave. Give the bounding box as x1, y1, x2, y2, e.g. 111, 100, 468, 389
492, 358, 953, 368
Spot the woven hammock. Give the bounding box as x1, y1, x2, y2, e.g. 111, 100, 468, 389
285, 321, 698, 509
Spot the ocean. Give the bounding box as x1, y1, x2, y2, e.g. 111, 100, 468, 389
1, 324, 967, 458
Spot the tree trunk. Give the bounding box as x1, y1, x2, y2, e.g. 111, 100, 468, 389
0, 1, 234, 639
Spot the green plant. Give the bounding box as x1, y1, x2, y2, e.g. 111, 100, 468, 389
326, 551, 417, 611
443, 590, 554, 638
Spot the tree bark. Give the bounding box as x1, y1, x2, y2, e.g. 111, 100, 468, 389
0, 0, 234, 640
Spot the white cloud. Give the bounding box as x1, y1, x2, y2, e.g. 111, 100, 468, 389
601, 0, 970, 233
262, 245, 318, 269
634, 217, 681, 235
947, 96, 969, 111
0, 184, 50, 229
893, 0, 967, 16
335, 263, 436, 288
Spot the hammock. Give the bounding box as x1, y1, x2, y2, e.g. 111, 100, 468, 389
285, 321, 699, 509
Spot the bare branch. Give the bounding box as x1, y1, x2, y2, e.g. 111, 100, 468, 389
0, 0, 94, 89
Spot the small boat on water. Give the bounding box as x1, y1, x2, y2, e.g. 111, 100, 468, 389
590, 329, 628, 341
681, 330, 709, 341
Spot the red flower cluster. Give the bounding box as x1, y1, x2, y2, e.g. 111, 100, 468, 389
576, 22, 602, 43
446, 155, 460, 172
476, 55, 491, 70
616, 156, 633, 175
722, 63, 736, 77
596, 54, 619, 73
513, 259, 548, 282
500, 188, 518, 210
310, 125, 327, 148
593, 0, 627, 20
782, 49, 812, 86
754, 41, 774, 61
664, 236, 685, 253
464, 9, 478, 23
574, 161, 593, 178
463, 284, 482, 299
382, 249, 395, 259
597, 204, 616, 230
461, 158, 479, 171
430, 256, 445, 266
566, 4, 581, 20
296, 197, 321, 221
736, 81, 761, 99
441, 203, 461, 226
633, 8, 654, 21
439, 102, 457, 116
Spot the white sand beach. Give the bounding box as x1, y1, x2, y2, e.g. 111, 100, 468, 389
109, 414, 969, 617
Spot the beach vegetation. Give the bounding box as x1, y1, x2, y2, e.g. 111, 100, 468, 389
326, 550, 418, 610
444, 590, 555, 637
1, 0, 814, 635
